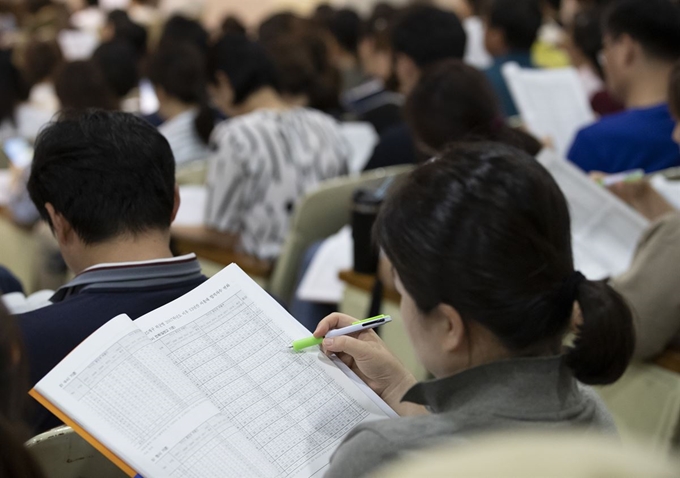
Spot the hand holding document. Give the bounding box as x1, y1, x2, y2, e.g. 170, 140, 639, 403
31, 264, 394, 478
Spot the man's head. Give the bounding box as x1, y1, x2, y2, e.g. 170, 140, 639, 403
601, 0, 680, 103
391, 5, 466, 94
27, 111, 178, 270
483, 0, 542, 57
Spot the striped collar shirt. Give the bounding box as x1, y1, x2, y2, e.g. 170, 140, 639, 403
158, 109, 212, 166
205, 107, 350, 259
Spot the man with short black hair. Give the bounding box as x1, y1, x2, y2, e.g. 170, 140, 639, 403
19, 110, 205, 431
568, 0, 680, 174
363, 5, 467, 170
483, 0, 542, 117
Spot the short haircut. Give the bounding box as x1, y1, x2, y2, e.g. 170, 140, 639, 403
158, 15, 209, 56
107, 10, 148, 58
92, 40, 139, 98
486, 0, 542, 51
27, 111, 176, 244
207, 34, 279, 105
22, 39, 63, 86
391, 5, 466, 67
404, 59, 541, 155
54, 60, 118, 110
603, 0, 680, 62
0, 49, 27, 124
329, 8, 361, 54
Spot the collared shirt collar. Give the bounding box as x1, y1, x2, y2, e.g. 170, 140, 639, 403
51, 254, 203, 302
402, 355, 579, 415
494, 50, 534, 68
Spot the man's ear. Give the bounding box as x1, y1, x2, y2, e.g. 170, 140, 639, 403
170, 185, 181, 223
433, 303, 466, 354
45, 203, 73, 245
620, 34, 637, 67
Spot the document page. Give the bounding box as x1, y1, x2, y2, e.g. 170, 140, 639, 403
503, 63, 596, 158
33, 314, 277, 478
538, 150, 650, 279
135, 264, 391, 478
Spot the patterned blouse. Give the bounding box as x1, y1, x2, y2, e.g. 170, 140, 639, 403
205, 107, 350, 259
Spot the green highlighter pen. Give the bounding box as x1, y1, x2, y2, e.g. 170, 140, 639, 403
289, 315, 392, 352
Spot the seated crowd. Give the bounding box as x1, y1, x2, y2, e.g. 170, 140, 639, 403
0, 0, 679, 476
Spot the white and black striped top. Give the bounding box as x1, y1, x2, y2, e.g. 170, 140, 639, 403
158, 109, 212, 166
205, 107, 350, 259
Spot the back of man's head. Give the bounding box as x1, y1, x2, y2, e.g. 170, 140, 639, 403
603, 0, 680, 63
27, 110, 176, 245
391, 5, 467, 68
485, 0, 542, 52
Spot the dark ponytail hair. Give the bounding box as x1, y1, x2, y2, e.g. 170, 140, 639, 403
147, 43, 213, 144
375, 142, 635, 385
404, 59, 542, 156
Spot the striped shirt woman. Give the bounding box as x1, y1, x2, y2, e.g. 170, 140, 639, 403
205, 107, 350, 259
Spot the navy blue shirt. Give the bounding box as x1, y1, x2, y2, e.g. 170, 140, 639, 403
484, 51, 534, 118
362, 122, 418, 172
568, 104, 680, 174
18, 255, 206, 432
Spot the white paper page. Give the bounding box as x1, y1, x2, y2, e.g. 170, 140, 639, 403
651, 174, 680, 210
340, 122, 379, 174
538, 150, 650, 279
135, 264, 392, 478
174, 185, 208, 227
503, 63, 595, 158
34, 314, 278, 478
296, 226, 353, 303
0, 169, 11, 205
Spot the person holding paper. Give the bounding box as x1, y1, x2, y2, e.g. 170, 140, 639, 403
16, 111, 206, 432
567, 0, 680, 174
482, 0, 542, 118
316, 142, 635, 478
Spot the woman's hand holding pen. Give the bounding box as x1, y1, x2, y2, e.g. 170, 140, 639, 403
314, 313, 427, 417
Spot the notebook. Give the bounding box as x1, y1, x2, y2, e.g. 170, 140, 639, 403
502, 63, 596, 158
30, 264, 394, 478
538, 150, 650, 279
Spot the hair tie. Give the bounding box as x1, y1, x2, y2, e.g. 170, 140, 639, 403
555, 271, 586, 320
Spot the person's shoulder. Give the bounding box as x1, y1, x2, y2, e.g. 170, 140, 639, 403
327, 416, 466, 478
576, 384, 618, 433
295, 107, 342, 129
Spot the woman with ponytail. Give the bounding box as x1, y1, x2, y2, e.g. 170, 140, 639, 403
147, 43, 213, 166
316, 141, 635, 478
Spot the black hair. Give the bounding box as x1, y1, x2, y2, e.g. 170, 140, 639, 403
54, 60, 118, 110
257, 11, 303, 46
0, 49, 27, 125
360, 3, 397, 49
92, 40, 139, 98
27, 111, 176, 244
0, 303, 45, 478
603, 0, 680, 62
107, 10, 148, 58
669, 60, 680, 118
221, 15, 247, 36
375, 142, 635, 385
571, 7, 604, 78
329, 8, 361, 55
158, 15, 209, 56
21, 39, 63, 86
404, 60, 542, 155
207, 34, 279, 105
148, 43, 212, 144
85, 0, 98, 6
486, 0, 542, 51
391, 5, 467, 67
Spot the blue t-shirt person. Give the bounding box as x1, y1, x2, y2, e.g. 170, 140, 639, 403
568, 103, 680, 174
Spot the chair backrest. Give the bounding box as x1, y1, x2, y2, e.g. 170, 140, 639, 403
25, 426, 127, 478
269, 164, 414, 304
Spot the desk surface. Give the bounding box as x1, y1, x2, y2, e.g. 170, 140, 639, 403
172, 226, 272, 278
338, 269, 680, 375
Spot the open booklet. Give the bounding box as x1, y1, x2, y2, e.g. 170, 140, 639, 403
538, 150, 650, 280
30, 264, 395, 478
